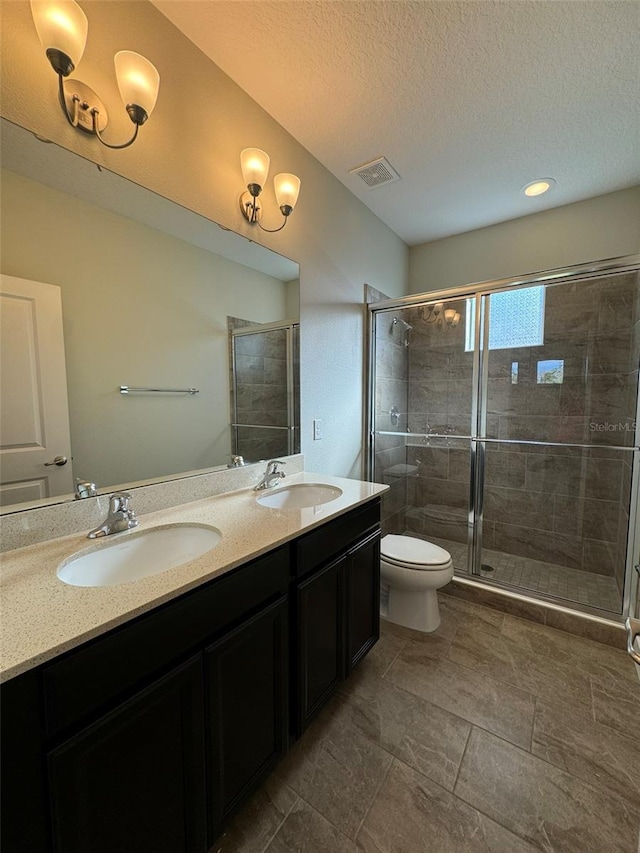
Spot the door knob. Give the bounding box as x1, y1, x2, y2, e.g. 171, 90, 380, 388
44, 455, 68, 467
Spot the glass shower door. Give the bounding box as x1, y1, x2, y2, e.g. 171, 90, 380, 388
371, 298, 476, 574
231, 323, 299, 461
476, 271, 640, 614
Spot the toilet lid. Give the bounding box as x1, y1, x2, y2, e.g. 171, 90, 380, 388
381, 534, 451, 568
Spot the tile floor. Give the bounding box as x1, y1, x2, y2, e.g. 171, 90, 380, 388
214, 593, 640, 853
427, 535, 622, 613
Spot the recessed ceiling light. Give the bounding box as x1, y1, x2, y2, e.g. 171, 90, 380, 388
522, 178, 556, 197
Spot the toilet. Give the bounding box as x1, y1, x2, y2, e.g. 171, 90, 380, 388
380, 534, 454, 633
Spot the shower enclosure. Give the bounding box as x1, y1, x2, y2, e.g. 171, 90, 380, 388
230, 320, 300, 461
367, 257, 640, 619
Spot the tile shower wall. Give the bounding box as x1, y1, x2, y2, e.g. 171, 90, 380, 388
616, 277, 640, 594
403, 299, 472, 547
374, 314, 410, 534
400, 274, 639, 597
232, 328, 290, 461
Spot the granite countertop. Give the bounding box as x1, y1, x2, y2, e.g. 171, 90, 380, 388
0, 472, 387, 683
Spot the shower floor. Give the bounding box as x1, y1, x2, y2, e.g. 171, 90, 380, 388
411, 533, 622, 613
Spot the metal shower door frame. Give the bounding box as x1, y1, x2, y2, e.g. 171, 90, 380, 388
366, 253, 640, 620
230, 319, 300, 457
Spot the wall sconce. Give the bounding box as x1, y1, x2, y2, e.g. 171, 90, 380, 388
31, 0, 160, 149
422, 303, 461, 328
239, 148, 301, 232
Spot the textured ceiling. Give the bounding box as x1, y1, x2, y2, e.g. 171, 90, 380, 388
152, 0, 640, 245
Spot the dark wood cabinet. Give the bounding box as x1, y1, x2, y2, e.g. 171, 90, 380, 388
294, 554, 345, 733
0, 498, 382, 853
205, 596, 289, 842
346, 529, 381, 674
48, 656, 207, 853
292, 501, 381, 734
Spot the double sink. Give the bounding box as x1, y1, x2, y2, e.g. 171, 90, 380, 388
57, 483, 343, 588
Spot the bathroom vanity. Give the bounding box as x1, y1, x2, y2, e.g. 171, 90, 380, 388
0, 477, 383, 853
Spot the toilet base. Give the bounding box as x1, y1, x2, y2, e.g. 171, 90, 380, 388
387, 587, 441, 633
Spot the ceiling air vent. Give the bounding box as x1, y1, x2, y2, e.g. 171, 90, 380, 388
349, 156, 400, 189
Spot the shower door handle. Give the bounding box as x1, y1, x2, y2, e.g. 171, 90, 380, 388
469, 439, 485, 576
625, 618, 640, 665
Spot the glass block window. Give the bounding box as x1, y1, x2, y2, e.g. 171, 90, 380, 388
465, 286, 545, 351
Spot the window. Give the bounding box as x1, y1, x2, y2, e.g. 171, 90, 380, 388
537, 359, 564, 384
465, 285, 545, 351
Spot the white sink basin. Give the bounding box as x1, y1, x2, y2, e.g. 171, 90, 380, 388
256, 483, 343, 510
57, 524, 222, 588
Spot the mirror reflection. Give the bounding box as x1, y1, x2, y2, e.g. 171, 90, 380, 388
0, 119, 300, 511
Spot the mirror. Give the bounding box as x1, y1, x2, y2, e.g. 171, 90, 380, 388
0, 119, 300, 512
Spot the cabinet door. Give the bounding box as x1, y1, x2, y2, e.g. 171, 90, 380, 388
295, 555, 345, 734
205, 597, 288, 841
346, 530, 381, 674
48, 656, 206, 853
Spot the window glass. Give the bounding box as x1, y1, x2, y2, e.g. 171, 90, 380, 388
465, 286, 545, 351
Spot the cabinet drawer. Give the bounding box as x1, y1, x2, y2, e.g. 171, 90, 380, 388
43, 546, 289, 738
293, 499, 380, 579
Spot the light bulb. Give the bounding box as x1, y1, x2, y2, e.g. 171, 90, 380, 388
274, 173, 301, 215
523, 178, 556, 197
241, 149, 270, 193
114, 51, 160, 124
31, 0, 88, 74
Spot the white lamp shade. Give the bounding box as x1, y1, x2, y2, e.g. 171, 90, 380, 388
241, 149, 270, 190
114, 51, 160, 117
274, 173, 301, 210
444, 308, 457, 322
30, 0, 88, 67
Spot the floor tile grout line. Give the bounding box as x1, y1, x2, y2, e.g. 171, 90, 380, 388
451, 613, 637, 690
260, 793, 300, 853
451, 724, 472, 792
457, 720, 640, 818
416, 633, 545, 708
384, 619, 637, 746
451, 775, 538, 850
508, 701, 640, 805
352, 755, 394, 843
277, 705, 400, 845
393, 743, 540, 852
588, 674, 599, 725
379, 641, 407, 680
530, 696, 538, 754
450, 726, 544, 849
384, 660, 536, 754
501, 611, 632, 662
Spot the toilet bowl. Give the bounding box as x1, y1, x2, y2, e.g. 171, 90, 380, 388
380, 534, 453, 633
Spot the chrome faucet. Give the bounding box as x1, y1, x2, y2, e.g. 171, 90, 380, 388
87, 492, 139, 539
254, 460, 286, 491
75, 478, 97, 500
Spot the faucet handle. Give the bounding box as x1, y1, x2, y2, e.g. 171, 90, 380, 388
75, 478, 97, 500
266, 460, 286, 475
109, 492, 133, 514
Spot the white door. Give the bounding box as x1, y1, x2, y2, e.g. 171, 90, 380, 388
0, 275, 73, 506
